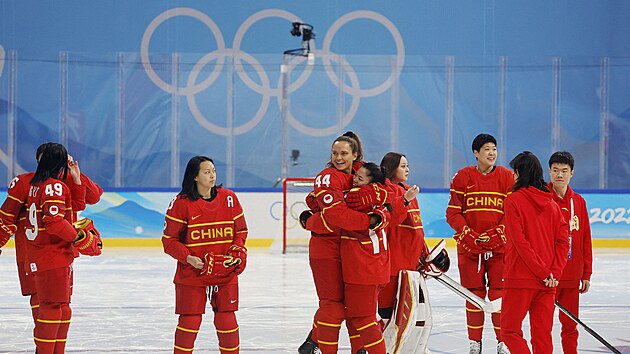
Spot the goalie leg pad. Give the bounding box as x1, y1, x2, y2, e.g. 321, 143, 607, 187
383, 270, 432, 354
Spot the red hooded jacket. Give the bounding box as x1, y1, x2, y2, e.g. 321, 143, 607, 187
503, 186, 570, 288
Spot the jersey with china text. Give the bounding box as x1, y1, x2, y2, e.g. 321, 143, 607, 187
446, 165, 514, 252
386, 182, 428, 272
163, 188, 248, 286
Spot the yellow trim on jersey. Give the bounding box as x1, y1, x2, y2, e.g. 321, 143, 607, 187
318, 340, 339, 346
42, 199, 66, 204
189, 220, 232, 228
466, 307, 483, 313
162, 234, 174, 239
364, 337, 384, 348
233, 212, 244, 220
357, 322, 378, 331
236, 230, 248, 234
31, 304, 40, 309
165, 214, 186, 224
319, 214, 334, 233
313, 189, 328, 197
173, 344, 194, 352
0, 209, 15, 218
494, 325, 501, 330
463, 208, 504, 214
450, 189, 465, 195
349, 334, 360, 339
7, 194, 24, 203
216, 327, 239, 334
407, 208, 420, 212
185, 240, 232, 247
34, 337, 57, 343
467, 324, 484, 329
37, 319, 71, 324
447, 205, 462, 209
317, 321, 342, 328
466, 191, 508, 197
176, 326, 199, 333
219, 344, 240, 351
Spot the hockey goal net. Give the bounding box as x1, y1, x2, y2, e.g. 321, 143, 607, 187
282, 178, 315, 253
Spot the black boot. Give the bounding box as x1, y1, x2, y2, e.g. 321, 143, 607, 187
356, 349, 367, 354
298, 330, 319, 354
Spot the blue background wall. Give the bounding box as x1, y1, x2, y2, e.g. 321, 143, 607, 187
1, 1, 629, 189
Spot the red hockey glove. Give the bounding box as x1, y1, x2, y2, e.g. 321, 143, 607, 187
305, 192, 319, 212
453, 226, 485, 255
201, 253, 236, 277
368, 205, 390, 231
345, 183, 388, 210
476, 225, 507, 250
299, 210, 314, 230
227, 244, 247, 275
73, 218, 102, 256
0, 220, 16, 249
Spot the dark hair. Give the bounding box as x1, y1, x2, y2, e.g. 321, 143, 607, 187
36, 142, 56, 162
509, 151, 549, 193
472, 133, 497, 153
327, 131, 363, 167
549, 151, 574, 170
30, 143, 68, 185
360, 162, 387, 185
179, 156, 221, 201
380, 152, 405, 180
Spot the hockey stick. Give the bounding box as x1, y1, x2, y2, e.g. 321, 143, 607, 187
554, 301, 621, 354
431, 273, 501, 313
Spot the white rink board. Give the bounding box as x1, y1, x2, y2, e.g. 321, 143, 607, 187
0, 248, 629, 353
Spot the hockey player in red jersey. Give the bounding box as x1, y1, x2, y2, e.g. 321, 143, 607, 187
548, 151, 593, 354
297, 132, 390, 354
446, 134, 514, 354
501, 151, 569, 353
340, 162, 392, 354
0, 142, 102, 326
18, 143, 102, 354
163, 155, 248, 354
377, 152, 428, 318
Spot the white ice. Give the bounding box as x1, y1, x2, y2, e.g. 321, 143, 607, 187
1, 247, 629, 353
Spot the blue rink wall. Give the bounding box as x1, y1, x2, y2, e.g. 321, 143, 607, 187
2, 189, 629, 248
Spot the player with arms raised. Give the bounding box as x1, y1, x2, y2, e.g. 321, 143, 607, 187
163, 155, 248, 354
446, 133, 514, 354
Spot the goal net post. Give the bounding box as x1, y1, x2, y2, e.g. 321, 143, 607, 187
282, 177, 315, 253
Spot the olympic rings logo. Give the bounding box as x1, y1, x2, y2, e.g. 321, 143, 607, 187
141, 8, 405, 137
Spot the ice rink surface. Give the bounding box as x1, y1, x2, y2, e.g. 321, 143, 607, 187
1, 247, 629, 353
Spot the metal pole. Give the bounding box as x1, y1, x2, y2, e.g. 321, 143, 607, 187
59, 51, 68, 147
171, 53, 180, 188
444, 56, 455, 187
280, 53, 290, 181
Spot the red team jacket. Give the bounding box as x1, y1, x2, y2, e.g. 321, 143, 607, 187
503, 186, 570, 288
548, 183, 593, 289
446, 165, 514, 253
23, 178, 79, 273
162, 188, 248, 287
385, 180, 428, 272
